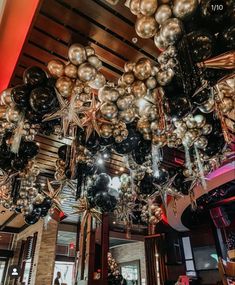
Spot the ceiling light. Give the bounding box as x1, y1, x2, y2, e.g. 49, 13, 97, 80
97, 158, 104, 165
119, 167, 125, 172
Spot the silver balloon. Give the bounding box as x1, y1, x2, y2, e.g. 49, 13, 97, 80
173, 0, 198, 20
154, 31, 167, 50
140, 0, 158, 16
165, 45, 177, 57
156, 69, 174, 85
194, 136, 208, 149
77, 63, 97, 82
155, 4, 172, 24
5, 107, 20, 123
98, 86, 120, 102
119, 108, 136, 123
145, 76, 157, 89
88, 55, 102, 70
161, 18, 183, 45
202, 124, 212, 135
88, 72, 106, 89
85, 46, 95, 57
198, 98, 215, 113
68, 43, 87, 65
117, 95, 135, 110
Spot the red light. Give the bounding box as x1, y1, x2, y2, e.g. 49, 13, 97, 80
69, 242, 75, 250
174, 158, 184, 165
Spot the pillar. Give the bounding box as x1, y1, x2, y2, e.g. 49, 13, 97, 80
34, 219, 58, 285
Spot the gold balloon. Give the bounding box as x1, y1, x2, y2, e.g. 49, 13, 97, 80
193, 114, 206, 128
154, 31, 167, 50
132, 80, 147, 98
130, 0, 141, 15
64, 63, 78, 79
117, 95, 135, 110
135, 16, 158, 39
79, 92, 92, 102
152, 134, 167, 146
68, 43, 87, 65
88, 55, 102, 70
194, 136, 208, 149
161, 18, 183, 45
56, 76, 74, 98
186, 118, 197, 129
219, 98, 234, 113
88, 72, 106, 89
100, 124, 113, 138
100, 102, 118, 119
155, 4, 172, 24
98, 86, 120, 102
149, 215, 159, 225
47, 59, 65, 78
202, 124, 212, 135
145, 76, 157, 89
137, 117, 151, 133
140, 0, 158, 16
85, 46, 95, 57
123, 72, 135, 86
34, 193, 45, 205
133, 58, 152, 80
5, 107, 20, 123
78, 63, 97, 82
119, 108, 136, 123
156, 69, 174, 85
183, 129, 199, 145
1, 88, 13, 105
173, 0, 198, 20
124, 62, 135, 72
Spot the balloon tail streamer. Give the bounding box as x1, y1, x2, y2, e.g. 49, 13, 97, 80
11, 113, 25, 154
125, 155, 134, 193
172, 197, 177, 217
152, 144, 162, 178
183, 142, 193, 175
194, 145, 207, 192
190, 189, 197, 211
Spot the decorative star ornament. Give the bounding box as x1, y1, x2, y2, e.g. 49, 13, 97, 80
42, 179, 64, 212
79, 94, 110, 141
0, 186, 10, 200
71, 196, 102, 223
114, 200, 136, 224
43, 89, 83, 137
151, 174, 183, 210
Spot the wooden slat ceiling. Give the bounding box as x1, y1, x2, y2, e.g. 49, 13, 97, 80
11, 0, 159, 86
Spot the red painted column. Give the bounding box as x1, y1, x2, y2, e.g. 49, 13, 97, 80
0, 0, 40, 91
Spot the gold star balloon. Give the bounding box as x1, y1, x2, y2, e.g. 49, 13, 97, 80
79, 94, 110, 141
43, 89, 83, 137
42, 179, 64, 212
72, 196, 102, 223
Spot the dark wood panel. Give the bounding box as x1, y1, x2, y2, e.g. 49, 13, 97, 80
40, 0, 150, 62
61, 0, 157, 57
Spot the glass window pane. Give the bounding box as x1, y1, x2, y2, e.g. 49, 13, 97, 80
186, 260, 195, 271
182, 237, 193, 259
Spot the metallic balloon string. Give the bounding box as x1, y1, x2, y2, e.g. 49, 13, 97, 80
194, 145, 207, 192
151, 144, 163, 178
11, 112, 25, 154
183, 141, 193, 175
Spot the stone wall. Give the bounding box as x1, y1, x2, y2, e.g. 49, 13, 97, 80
110, 241, 146, 284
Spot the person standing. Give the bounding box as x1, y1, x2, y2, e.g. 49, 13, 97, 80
54, 271, 61, 285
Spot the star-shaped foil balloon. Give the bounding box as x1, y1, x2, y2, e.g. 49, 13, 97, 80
79, 94, 110, 141
0, 186, 10, 200
151, 174, 183, 210
72, 196, 102, 223
114, 200, 136, 224
43, 89, 83, 137
42, 179, 64, 212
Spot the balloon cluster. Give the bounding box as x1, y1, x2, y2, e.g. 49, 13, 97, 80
108, 252, 125, 285
48, 44, 106, 92
141, 202, 163, 225
87, 173, 117, 213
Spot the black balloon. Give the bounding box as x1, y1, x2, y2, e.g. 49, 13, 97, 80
113, 129, 141, 154
29, 86, 57, 114
11, 85, 31, 108
132, 139, 151, 164
169, 96, 192, 119
153, 167, 169, 185
58, 145, 69, 161
25, 110, 43, 124
221, 25, 235, 50
192, 87, 211, 105
0, 143, 14, 170
139, 173, 154, 195
11, 157, 28, 171
94, 173, 111, 191
187, 31, 214, 62
24, 213, 40, 225
23, 66, 47, 87
19, 141, 39, 159
42, 197, 53, 209
204, 134, 225, 156
174, 172, 191, 195
94, 191, 117, 212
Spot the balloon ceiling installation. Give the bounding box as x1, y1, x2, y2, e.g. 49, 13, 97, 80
0, 0, 234, 230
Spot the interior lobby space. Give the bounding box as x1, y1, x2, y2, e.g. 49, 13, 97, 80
0, 0, 234, 284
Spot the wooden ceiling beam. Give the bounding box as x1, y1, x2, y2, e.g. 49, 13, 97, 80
0, 213, 18, 231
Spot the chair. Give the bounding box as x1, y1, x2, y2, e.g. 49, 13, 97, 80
218, 257, 235, 285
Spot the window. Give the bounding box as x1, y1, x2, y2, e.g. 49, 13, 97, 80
119, 260, 141, 285
52, 261, 75, 285
182, 237, 197, 277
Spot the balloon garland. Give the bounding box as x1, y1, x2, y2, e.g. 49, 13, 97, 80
0, 0, 234, 229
